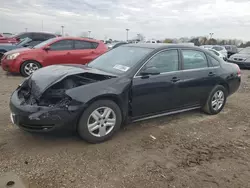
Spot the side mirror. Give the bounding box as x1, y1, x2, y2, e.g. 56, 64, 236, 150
44, 46, 50, 51
23, 44, 29, 47
140, 67, 160, 76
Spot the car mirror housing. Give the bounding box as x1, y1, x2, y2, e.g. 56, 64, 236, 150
140, 67, 160, 76
44, 46, 50, 51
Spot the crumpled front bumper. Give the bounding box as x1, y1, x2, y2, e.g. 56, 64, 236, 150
9, 89, 85, 132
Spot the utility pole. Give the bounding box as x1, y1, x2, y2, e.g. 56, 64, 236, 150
126, 29, 129, 42
25, 28, 28, 32
42, 20, 44, 31
209, 32, 214, 39
61, 26, 64, 36
88, 31, 91, 38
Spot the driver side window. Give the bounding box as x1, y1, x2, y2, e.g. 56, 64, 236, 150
141, 50, 179, 74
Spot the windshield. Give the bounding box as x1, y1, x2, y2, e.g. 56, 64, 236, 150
33, 38, 57, 49
88, 46, 153, 75
239, 48, 250, 54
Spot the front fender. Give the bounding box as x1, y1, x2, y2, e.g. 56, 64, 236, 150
65, 77, 132, 118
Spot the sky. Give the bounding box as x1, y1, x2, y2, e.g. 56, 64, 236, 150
0, 0, 250, 41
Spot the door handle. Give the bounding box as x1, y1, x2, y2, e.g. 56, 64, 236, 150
171, 77, 180, 83
208, 72, 215, 76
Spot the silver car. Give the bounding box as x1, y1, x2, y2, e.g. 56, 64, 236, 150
227, 47, 250, 68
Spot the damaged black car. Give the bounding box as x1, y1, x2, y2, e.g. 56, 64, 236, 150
10, 44, 241, 143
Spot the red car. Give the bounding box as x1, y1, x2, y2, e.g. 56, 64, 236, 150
1, 37, 107, 76
0, 32, 56, 44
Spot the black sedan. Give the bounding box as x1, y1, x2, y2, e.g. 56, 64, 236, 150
10, 44, 241, 143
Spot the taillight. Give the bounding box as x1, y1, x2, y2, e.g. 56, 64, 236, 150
237, 69, 241, 77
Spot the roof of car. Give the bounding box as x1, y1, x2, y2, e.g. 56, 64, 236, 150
55, 37, 102, 43
124, 43, 202, 50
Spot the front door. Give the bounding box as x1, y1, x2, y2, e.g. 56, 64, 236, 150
42, 39, 74, 66
131, 49, 181, 117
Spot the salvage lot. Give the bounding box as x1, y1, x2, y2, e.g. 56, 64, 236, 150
0, 69, 250, 188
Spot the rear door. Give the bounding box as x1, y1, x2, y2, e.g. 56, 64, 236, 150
71, 40, 99, 64
42, 39, 74, 66
131, 49, 182, 117
177, 49, 220, 108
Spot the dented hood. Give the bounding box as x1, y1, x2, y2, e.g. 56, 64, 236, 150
28, 64, 116, 99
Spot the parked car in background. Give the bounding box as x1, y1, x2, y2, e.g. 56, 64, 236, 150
227, 47, 250, 68
0, 37, 53, 59
224, 45, 238, 58
208, 49, 227, 61
106, 42, 128, 50
10, 44, 241, 143
1, 33, 13, 38
0, 32, 56, 44
200, 45, 213, 49
200, 45, 228, 58
210, 46, 228, 57
1, 37, 107, 76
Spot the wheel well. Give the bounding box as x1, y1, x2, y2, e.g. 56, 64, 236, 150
219, 82, 230, 94
86, 95, 126, 122
20, 60, 42, 72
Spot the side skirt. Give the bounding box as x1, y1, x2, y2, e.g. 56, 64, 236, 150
132, 106, 200, 123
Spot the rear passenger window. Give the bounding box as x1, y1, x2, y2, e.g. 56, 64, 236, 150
91, 42, 98, 49
208, 55, 220, 66
182, 50, 208, 70
50, 40, 74, 50
74, 40, 96, 49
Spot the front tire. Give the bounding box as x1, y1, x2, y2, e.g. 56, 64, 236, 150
20, 61, 42, 77
77, 100, 122, 143
202, 85, 227, 115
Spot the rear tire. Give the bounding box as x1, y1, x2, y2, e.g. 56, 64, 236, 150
202, 85, 227, 115
20, 60, 42, 77
77, 100, 122, 143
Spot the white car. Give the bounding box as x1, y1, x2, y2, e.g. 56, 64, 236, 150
208, 48, 227, 61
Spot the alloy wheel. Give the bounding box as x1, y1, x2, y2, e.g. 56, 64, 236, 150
87, 107, 116, 137
24, 62, 39, 76
211, 90, 225, 111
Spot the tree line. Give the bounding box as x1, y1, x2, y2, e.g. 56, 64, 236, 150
164, 37, 250, 48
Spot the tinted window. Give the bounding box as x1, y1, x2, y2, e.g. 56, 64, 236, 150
92, 42, 98, 49
33, 38, 58, 49
74, 40, 93, 49
142, 50, 179, 73
208, 55, 220, 66
17, 33, 31, 39
50, 40, 73, 50
33, 33, 55, 40
182, 50, 208, 70
27, 40, 43, 47
88, 46, 153, 75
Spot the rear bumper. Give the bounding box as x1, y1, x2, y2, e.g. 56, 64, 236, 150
9, 89, 85, 132
227, 60, 250, 68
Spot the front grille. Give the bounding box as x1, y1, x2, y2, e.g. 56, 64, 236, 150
19, 123, 55, 130
234, 58, 244, 61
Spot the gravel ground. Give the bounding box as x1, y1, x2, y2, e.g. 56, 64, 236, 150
0, 69, 250, 188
